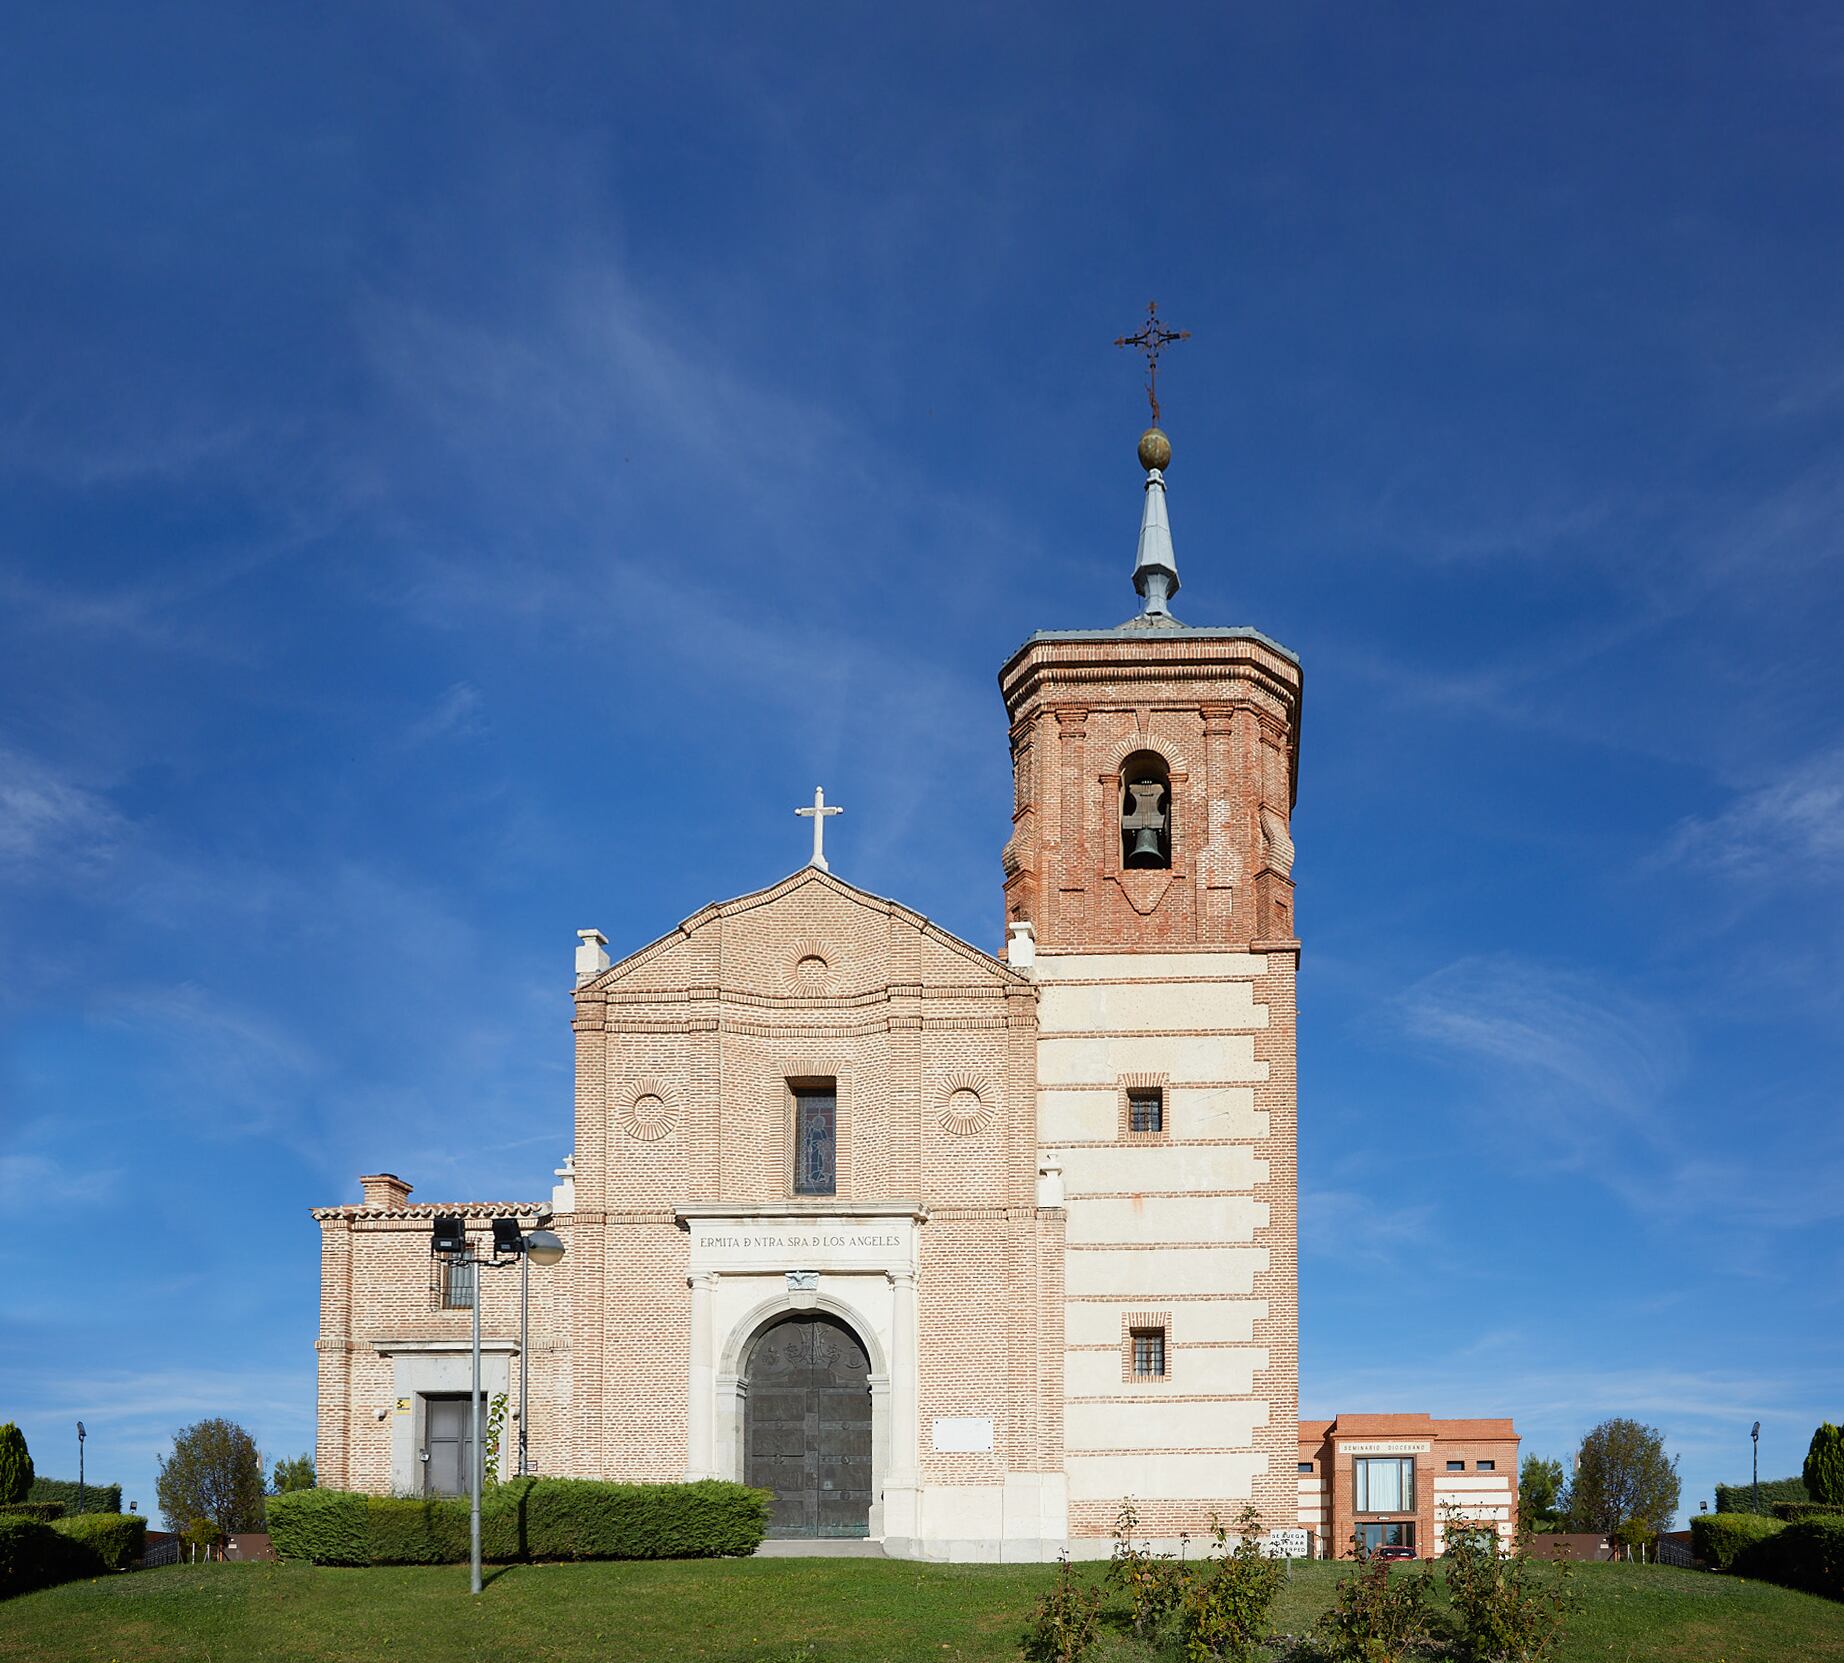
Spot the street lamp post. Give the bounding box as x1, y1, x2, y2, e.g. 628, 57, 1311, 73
76, 1423, 85, 1516
432, 1214, 566, 1596
1752, 1421, 1761, 1517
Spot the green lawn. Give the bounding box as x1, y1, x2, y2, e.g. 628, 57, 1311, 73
0, 1557, 1838, 1663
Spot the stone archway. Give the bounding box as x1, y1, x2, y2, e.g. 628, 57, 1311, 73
742, 1313, 874, 1538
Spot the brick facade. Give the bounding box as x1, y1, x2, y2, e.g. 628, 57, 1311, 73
1299, 1413, 1521, 1559
314, 578, 1312, 1557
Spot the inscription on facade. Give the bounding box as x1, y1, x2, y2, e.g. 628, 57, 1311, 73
684, 1215, 918, 1274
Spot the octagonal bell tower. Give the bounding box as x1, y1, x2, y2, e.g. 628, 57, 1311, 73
1000, 417, 1305, 1545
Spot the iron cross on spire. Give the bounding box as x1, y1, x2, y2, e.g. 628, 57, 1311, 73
1114, 299, 1191, 425
796, 786, 843, 872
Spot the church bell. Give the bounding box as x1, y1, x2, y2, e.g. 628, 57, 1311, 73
1122, 779, 1168, 868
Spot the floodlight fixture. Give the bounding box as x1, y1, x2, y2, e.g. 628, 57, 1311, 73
431, 1214, 467, 1257
491, 1217, 524, 1260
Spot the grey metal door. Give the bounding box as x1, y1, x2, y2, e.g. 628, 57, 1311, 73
744, 1316, 873, 1538
423, 1395, 476, 1497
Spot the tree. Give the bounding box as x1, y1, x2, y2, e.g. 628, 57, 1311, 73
270, 1452, 316, 1494
156, 1418, 265, 1539
1566, 1418, 1680, 1537
1805, 1422, 1844, 1508
1520, 1456, 1566, 1529
0, 1423, 32, 1504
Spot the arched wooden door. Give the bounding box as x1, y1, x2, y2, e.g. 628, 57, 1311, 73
743, 1314, 873, 1538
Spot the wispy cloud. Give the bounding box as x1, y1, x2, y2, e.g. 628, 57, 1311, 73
1662, 745, 1844, 884
1386, 954, 1844, 1232
1302, 1187, 1437, 1266
1395, 954, 1687, 1152
401, 680, 486, 748
0, 746, 124, 882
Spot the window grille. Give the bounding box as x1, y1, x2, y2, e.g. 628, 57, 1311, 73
1130, 1327, 1166, 1378
1128, 1088, 1164, 1134
440, 1257, 476, 1310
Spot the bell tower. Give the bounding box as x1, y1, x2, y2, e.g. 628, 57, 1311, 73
1000, 387, 1305, 1545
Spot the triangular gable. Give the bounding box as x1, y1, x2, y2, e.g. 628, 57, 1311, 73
580, 865, 1025, 995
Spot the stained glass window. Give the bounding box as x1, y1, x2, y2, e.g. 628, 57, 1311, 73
794, 1086, 837, 1195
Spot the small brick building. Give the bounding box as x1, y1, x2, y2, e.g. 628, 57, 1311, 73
313, 423, 1315, 1559
1298, 1413, 1520, 1558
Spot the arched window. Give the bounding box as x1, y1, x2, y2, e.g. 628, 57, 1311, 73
1120, 751, 1172, 869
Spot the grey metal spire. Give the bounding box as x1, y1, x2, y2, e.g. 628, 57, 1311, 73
1132, 426, 1179, 617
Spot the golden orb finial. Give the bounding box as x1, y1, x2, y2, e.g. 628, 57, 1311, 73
1138, 426, 1172, 472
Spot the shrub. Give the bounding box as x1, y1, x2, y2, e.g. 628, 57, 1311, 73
1691, 1510, 1784, 1570
0, 1503, 64, 1523
0, 1516, 84, 1600
366, 1497, 470, 1565
1175, 1508, 1284, 1663
1021, 1554, 1104, 1663
1104, 1501, 1189, 1644
1714, 1477, 1808, 1515
1772, 1500, 1844, 1522
266, 1488, 368, 1566
28, 1478, 122, 1516
1443, 1518, 1572, 1662
1740, 1515, 1844, 1601
1806, 1424, 1844, 1509
52, 1513, 147, 1572
0, 1428, 31, 1506
268, 1479, 769, 1565
1313, 1546, 1439, 1663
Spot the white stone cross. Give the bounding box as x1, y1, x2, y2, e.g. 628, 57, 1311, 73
795, 786, 843, 872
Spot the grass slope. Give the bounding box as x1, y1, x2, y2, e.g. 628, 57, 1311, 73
0, 1557, 1839, 1663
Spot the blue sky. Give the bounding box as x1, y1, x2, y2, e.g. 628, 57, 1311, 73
3, 4, 1840, 1529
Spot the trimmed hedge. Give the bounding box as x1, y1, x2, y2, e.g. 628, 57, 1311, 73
1772, 1500, 1844, 1522
28, 1478, 122, 1517
1715, 1477, 1809, 1516
0, 1511, 149, 1599
0, 1503, 64, 1522
268, 1479, 770, 1566
264, 1489, 367, 1566
1749, 1515, 1844, 1601
1691, 1511, 1784, 1570
53, 1513, 147, 1572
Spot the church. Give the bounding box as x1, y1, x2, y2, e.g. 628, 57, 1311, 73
312, 391, 1307, 1561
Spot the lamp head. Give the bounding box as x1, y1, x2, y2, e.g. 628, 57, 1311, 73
491, 1217, 525, 1260
431, 1214, 467, 1257
524, 1228, 566, 1266
77, 1421, 85, 1441
1752, 1421, 1761, 1441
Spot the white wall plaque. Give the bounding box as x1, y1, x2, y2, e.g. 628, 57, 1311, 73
932, 1416, 994, 1453
1340, 1440, 1431, 1455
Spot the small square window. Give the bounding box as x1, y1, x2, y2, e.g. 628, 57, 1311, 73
1128, 1088, 1164, 1134
1298, 1461, 1315, 1474
1446, 1460, 1465, 1471
1130, 1328, 1166, 1378
1475, 1460, 1495, 1472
